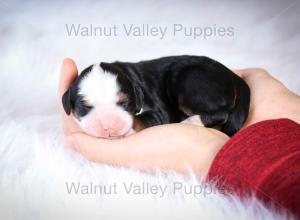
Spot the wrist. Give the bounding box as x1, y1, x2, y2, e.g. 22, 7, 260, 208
200, 129, 229, 178
283, 92, 300, 124
245, 90, 300, 127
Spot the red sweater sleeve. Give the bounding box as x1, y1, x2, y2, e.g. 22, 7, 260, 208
207, 119, 300, 218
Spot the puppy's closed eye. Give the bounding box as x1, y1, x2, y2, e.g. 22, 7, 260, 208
74, 99, 93, 118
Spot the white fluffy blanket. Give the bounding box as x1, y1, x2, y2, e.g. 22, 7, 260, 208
0, 0, 299, 219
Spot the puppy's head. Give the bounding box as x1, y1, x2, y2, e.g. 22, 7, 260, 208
62, 63, 143, 138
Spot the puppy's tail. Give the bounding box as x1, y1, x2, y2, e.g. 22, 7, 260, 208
222, 77, 250, 136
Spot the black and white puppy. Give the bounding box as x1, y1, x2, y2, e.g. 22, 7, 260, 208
62, 56, 250, 138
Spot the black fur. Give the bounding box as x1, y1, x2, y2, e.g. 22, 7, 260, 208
62, 65, 94, 118
62, 55, 250, 136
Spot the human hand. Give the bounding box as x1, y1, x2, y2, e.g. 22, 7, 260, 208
59, 58, 229, 177
234, 68, 300, 127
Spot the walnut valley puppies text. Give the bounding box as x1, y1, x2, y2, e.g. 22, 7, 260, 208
65, 23, 235, 39
65, 181, 220, 198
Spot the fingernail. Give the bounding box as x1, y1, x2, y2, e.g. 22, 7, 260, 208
65, 135, 77, 150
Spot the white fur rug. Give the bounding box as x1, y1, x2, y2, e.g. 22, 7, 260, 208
0, 0, 299, 219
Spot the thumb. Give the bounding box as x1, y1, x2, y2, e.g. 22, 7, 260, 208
65, 133, 131, 164
233, 68, 270, 78
232, 69, 251, 78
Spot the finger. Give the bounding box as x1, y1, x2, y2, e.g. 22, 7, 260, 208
61, 113, 82, 135
232, 69, 255, 78
233, 68, 269, 78
59, 58, 78, 96
66, 133, 132, 165
232, 69, 245, 77
59, 58, 81, 134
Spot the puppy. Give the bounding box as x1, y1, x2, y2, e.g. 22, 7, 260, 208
62, 56, 250, 138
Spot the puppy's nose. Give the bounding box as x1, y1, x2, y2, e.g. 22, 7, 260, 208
99, 117, 126, 136
102, 121, 124, 134
102, 127, 113, 135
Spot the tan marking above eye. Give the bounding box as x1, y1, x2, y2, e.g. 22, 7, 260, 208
117, 93, 128, 104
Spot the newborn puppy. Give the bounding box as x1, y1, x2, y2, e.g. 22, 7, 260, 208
62, 56, 250, 138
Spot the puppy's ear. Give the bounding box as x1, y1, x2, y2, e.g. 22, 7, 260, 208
133, 84, 144, 114
62, 89, 73, 115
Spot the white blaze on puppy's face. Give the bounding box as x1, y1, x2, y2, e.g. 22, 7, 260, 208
77, 64, 133, 138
